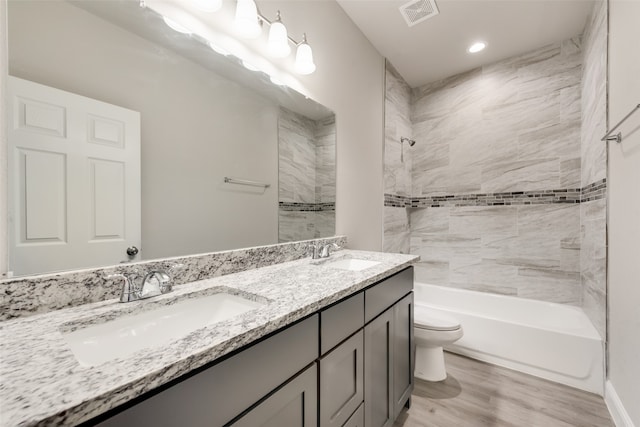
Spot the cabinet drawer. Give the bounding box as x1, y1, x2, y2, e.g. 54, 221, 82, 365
97, 315, 319, 427
365, 267, 413, 323
232, 363, 318, 427
319, 330, 364, 427
320, 292, 364, 354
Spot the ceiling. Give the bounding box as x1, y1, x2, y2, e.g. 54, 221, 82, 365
336, 0, 595, 88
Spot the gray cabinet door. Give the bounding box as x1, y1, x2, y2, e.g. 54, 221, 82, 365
319, 330, 364, 427
364, 308, 394, 427
232, 363, 318, 427
343, 403, 364, 427
393, 292, 414, 419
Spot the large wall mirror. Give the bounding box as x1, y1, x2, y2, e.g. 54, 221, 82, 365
6, 0, 336, 277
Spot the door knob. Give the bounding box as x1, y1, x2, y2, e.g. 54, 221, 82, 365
126, 246, 139, 256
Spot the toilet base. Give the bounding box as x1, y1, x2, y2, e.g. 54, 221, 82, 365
415, 345, 447, 382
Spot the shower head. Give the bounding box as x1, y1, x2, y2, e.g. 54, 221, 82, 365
401, 137, 416, 147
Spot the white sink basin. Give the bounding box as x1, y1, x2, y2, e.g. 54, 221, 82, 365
62, 292, 264, 367
323, 258, 381, 271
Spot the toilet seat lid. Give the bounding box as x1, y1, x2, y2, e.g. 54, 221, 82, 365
415, 311, 460, 331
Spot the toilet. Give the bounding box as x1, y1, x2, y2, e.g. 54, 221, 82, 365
414, 307, 463, 381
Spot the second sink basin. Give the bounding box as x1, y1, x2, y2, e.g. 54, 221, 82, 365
323, 258, 381, 271
62, 292, 264, 367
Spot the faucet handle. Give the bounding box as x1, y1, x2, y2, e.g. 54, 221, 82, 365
168, 263, 185, 278
308, 243, 320, 259
162, 263, 186, 290
141, 270, 172, 296
107, 273, 141, 303
320, 242, 341, 258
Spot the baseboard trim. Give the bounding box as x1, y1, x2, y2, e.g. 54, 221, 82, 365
605, 380, 636, 427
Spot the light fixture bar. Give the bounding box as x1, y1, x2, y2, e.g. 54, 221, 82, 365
255, 7, 316, 74
255, 10, 304, 47
140, 0, 316, 75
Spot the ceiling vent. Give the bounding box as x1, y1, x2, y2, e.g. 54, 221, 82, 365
399, 0, 439, 27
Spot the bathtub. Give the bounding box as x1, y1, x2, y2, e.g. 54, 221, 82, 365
414, 283, 604, 395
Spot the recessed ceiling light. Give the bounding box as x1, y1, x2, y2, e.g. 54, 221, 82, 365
468, 42, 486, 53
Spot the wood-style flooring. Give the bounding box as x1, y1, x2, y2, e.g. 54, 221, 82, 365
394, 352, 614, 427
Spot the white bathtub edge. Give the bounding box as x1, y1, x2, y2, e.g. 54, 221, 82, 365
445, 343, 604, 396
605, 380, 637, 427
415, 283, 604, 395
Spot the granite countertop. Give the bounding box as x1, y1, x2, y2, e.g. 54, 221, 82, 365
0, 250, 418, 427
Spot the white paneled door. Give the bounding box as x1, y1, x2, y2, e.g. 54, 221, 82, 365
8, 76, 141, 276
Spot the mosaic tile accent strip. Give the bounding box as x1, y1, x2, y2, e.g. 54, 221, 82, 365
385, 179, 607, 208
279, 202, 336, 212
581, 178, 607, 202
385, 194, 411, 208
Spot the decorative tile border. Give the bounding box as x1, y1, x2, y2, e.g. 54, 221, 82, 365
581, 178, 607, 202
385, 179, 607, 208
279, 202, 335, 212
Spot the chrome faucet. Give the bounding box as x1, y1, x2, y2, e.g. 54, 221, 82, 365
108, 264, 183, 303
319, 242, 341, 258
309, 242, 341, 259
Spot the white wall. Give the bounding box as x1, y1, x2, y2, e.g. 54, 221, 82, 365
259, 1, 385, 251
0, 1, 7, 278
607, 1, 640, 425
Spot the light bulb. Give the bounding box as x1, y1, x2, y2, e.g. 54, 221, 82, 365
209, 42, 230, 56
294, 35, 316, 75
163, 16, 191, 34
270, 75, 285, 86
267, 12, 291, 58
193, 0, 222, 12
242, 60, 260, 71
234, 0, 261, 39
468, 42, 486, 53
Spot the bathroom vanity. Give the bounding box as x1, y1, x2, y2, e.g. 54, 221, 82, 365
94, 267, 413, 427
0, 250, 417, 426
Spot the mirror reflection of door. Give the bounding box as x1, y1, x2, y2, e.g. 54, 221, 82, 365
8, 76, 141, 276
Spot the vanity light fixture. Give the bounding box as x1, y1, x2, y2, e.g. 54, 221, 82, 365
254, 8, 317, 75
267, 11, 291, 58
162, 16, 192, 34
149, 0, 317, 75
294, 34, 316, 75
468, 41, 486, 53
193, 0, 222, 13
234, 0, 262, 39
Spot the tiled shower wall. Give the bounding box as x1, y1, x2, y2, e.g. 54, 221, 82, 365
383, 61, 412, 254
408, 37, 583, 304
383, 2, 608, 338
278, 108, 336, 242
580, 0, 608, 338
